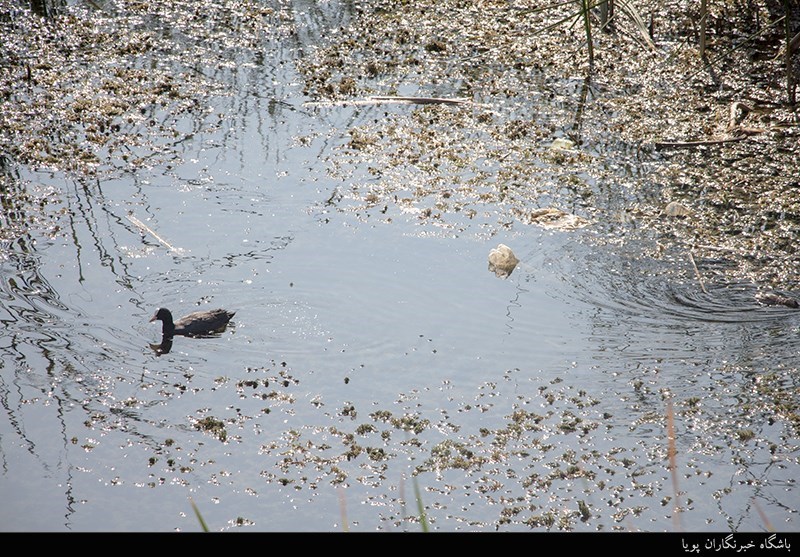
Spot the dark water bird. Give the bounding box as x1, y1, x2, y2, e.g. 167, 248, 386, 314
150, 307, 236, 338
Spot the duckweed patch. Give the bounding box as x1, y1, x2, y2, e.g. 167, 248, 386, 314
195, 416, 228, 442
298, 0, 800, 287
0, 0, 296, 247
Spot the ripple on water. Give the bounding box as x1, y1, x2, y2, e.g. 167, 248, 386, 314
563, 243, 798, 323
537, 240, 800, 376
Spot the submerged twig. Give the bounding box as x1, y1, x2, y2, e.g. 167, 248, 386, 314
688, 250, 708, 294
126, 213, 182, 254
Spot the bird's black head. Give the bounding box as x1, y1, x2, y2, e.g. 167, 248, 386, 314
149, 308, 172, 323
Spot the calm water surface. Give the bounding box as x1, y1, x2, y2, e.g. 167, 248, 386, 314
0, 1, 797, 532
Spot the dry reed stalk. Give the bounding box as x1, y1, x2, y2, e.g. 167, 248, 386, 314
785, 0, 797, 104
305, 96, 478, 107
688, 250, 708, 294
580, 0, 595, 67
126, 213, 182, 254
699, 0, 707, 58
752, 497, 776, 532
667, 398, 682, 531
654, 136, 748, 149
337, 486, 349, 532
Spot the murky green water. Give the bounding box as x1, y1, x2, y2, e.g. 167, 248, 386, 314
0, 0, 797, 532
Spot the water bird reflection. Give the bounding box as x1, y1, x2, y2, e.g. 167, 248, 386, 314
150, 336, 174, 355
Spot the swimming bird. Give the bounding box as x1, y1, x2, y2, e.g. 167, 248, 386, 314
150, 307, 236, 338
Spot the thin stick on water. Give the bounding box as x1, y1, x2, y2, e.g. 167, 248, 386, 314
654, 136, 748, 149
699, 0, 707, 58
367, 95, 473, 105
751, 497, 775, 532
305, 95, 479, 107
189, 497, 210, 532
412, 475, 430, 532
666, 397, 682, 532
337, 486, 349, 532
126, 213, 182, 254
688, 250, 707, 293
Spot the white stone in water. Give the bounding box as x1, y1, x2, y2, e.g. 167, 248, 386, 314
488, 244, 519, 278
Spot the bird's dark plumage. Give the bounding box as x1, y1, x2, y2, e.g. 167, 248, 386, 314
150, 308, 235, 338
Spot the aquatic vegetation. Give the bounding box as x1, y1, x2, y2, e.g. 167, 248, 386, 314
195, 416, 228, 442
298, 0, 800, 286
